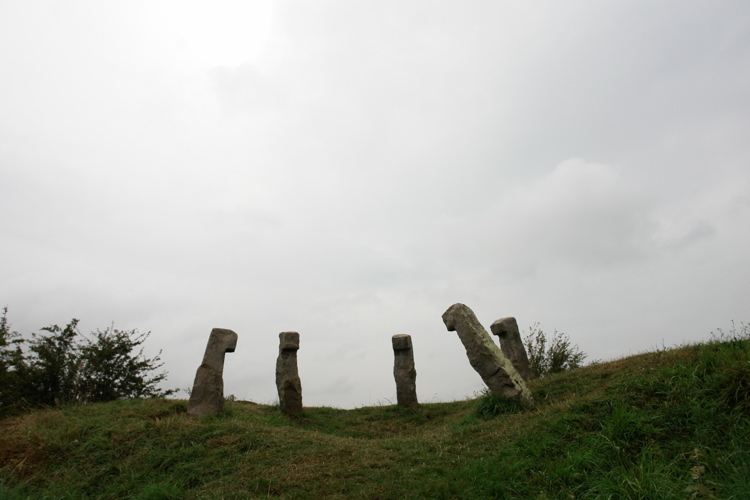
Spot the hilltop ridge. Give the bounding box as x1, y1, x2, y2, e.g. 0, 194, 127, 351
1, 333, 749, 499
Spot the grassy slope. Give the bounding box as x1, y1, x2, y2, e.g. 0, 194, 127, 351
1, 335, 749, 500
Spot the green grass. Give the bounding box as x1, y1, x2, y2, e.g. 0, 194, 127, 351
1, 330, 749, 499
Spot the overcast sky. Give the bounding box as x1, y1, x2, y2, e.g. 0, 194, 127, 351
2, 1, 749, 408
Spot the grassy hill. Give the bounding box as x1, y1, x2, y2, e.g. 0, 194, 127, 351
1, 331, 749, 499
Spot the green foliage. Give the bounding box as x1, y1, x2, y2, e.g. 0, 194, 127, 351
0, 308, 172, 416
25, 319, 82, 406
0, 307, 20, 350
524, 322, 587, 377
77, 325, 171, 403
0, 307, 27, 414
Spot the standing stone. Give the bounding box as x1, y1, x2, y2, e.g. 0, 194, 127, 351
490, 317, 536, 380
392, 334, 418, 409
275, 331, 302, 415
188, 328, 238, 417
441, 303, 533, 403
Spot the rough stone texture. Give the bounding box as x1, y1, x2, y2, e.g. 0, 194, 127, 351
276, 331, 302, 415
188, 328, 238, 417
442, 303, 533, 402
392, 334, 418, 409
490, 317, 536, 380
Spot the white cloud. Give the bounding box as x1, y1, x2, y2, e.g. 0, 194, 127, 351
1, 1, 750, 408
208, 63, 286, 114
499, 158, 656, 269
430, 159, 657, 282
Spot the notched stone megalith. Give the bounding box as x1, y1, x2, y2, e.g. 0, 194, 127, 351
276, 331, 303, 415
188, 328, 238, 417
490, 317, 536, 380
392, 334, 418, 409
442, 303, 533, 403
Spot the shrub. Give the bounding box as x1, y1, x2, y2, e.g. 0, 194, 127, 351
76, 324, 171, 403
0, 308, 27, 413
0, 308, 173, 415
25, 319, 82, 406
523, 323, 587, 377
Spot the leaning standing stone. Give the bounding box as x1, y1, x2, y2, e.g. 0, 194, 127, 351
490, 317, 536, 380
441, 303, 533, 403
392, 334, 418, 409
276, 331, 303, 415
188, 328, 238, 417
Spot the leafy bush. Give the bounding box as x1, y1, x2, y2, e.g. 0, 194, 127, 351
0, 308, 27, 412
25, 319, 82, 406
0, 308, 173, 415
77, 324, 171, 403
523, 323, 587, 377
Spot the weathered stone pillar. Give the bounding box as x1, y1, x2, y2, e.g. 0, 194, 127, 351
441, 303, 533, 403
490, 317, 536, 380
188, 328, 238, 417
275, 331, 302, 415
392, 334, 418, 409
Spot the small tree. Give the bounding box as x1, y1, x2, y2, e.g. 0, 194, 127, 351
0, 308, 173, 414
77, 325, 172, 403
25, 319, 82, 406
0, 308, 27, 414
524, 323, 587, 377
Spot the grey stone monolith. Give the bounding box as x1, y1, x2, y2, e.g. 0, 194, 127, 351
490, 317, 536, 380
188, 328, 238, 417
441, 303, 533, 403
275, 331, 302, 415
392, 334, 418, 409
